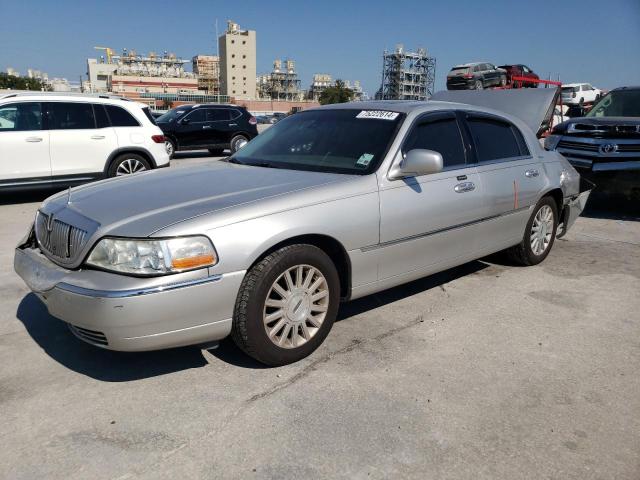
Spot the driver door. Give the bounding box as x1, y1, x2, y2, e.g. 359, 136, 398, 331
377, 111, 487, 280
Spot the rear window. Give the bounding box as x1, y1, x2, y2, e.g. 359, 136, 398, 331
206, 108, 231, 121
467, 116, 527, 162
105, 105, 139, 127
449, 67, 470, 75
93, 104, 110, 128
47, 102, 95, 130
562, 87, 579, 93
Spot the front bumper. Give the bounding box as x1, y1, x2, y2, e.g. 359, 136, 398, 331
14, 245, 245, 351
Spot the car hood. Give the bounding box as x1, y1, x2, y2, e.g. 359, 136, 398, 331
41, 162, 351, 238
431, 88, 560, 137
555, 116, 640, 137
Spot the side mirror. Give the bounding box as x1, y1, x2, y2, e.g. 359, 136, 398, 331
389, 149, 443, 180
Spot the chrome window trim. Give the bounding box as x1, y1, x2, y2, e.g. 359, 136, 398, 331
56, 274, 223, 298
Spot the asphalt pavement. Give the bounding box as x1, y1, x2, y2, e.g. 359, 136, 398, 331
1, 154, 639, 479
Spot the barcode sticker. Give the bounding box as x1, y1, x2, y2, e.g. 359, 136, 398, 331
356, 110, 400, 120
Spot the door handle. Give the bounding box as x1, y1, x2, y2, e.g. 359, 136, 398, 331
25, 137, 43, 142
228, 123, 238, 127
202, 125, 212, 129
525, 169, 539, 178
90, 135, 105, 140
454, 182, 475, 193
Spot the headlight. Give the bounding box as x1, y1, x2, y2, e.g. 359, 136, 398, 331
86, 236, 217, 275
544, 134, 562, 151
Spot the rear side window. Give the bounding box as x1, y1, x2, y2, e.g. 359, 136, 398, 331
47, 102, 95, 130
142, 107, 158, 126
105, 105, 139, 127
0, 102, 42, 131
467, 117, 527, 162
93, 104, 110, 128
206, 108, 230, 121
404, 116, 467, 169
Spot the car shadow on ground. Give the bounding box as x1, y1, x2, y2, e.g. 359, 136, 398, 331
15, 261, 490, 379
582, 194, 639, 221
0, 191, 53, 206
171, 150, 227, 160
16, 293, 210, 382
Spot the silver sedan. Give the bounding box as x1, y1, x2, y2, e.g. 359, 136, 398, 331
15, 100, 590, 366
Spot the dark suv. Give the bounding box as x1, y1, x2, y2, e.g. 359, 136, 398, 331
446, 62, 507, 90
545, 86, 640, 200
157, 104, 258, 157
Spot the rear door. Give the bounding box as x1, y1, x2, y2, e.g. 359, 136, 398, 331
377, 111, 486, 280
47, 101, 118, 178
0, 101, 51, 185
462, 112, 545, 249
203, 108, 232, 146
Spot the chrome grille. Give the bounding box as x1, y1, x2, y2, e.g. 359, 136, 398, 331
557, 140, 598, 152
35, 211, 88, 261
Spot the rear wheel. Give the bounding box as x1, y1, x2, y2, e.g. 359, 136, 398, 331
474, 80, 483, 90
230, 134, 249, 153
506, 196, 558, 266
165, 139, 176, 159
500, 75, 507, 87
232, 244, 340, 366
108, 153, 151, 178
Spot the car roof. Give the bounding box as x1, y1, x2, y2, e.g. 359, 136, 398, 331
180, 103, 241, 109
451, 62, 484, 68
610, 85, 640, 92
0, 91, 136, 106
562, 83, 590, 87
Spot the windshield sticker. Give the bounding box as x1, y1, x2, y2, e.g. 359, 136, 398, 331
356, 153, 374, 167
356, 110, 399, 121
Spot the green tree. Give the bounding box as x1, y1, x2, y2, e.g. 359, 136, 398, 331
318, 79, 354, 105
0, 72, 48, 91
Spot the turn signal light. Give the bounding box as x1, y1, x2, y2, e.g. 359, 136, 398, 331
171, 254, 216, 270
151, 135, 165, 143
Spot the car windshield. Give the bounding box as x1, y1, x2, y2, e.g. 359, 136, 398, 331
156, 108, 189, 122
230, 109, 404, 174
587, 89, 640, 118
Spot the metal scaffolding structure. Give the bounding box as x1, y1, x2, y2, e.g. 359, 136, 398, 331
257, 59, 303, 101
377, 45, 436, 100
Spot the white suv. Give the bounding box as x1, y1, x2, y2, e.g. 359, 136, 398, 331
561, 83, 602, 106
0, 93, 170, 191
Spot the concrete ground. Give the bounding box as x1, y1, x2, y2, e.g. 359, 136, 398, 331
1, 155, 639, 479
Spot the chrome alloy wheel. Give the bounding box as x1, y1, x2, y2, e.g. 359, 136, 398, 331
233, 136, 248, 151
165, 140, 174, 156
263, 264, 329, 349
116, 158, 147, 176
530, 205, 554, 256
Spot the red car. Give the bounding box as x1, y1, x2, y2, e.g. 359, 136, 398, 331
498, 64, 539, 88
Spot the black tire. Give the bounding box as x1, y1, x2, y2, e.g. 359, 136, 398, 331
230, 134, 249, 153
506, 196, 558, 266
579, 97, 584, 106
107, 153, 151, 178
500, 75, 507, 87
208, 148, 225, 156
232, 244, 340, 366
165, 139, 176, 159
474, 80, 483, 90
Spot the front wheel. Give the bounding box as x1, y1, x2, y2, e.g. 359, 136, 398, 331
506, 196, 558, 266
474, 80, 483, 90
232, 244, 340, 366
500, 75, 507, 87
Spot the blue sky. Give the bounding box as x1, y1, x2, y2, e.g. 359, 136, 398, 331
1, 0, 639, 96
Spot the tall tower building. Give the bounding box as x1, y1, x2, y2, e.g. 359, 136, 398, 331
218, 20, 256, 100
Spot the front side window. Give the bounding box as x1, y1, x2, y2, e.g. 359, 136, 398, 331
0, 102, 42, 131
105, 105, 139, 127
403, 116, 466, 169
467, 117, 526, 162
183, 108, 206, 123
231, 109, 404, 174
47, 102, 94, 130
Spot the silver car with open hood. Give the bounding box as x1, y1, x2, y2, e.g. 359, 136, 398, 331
15, 96, 590, 366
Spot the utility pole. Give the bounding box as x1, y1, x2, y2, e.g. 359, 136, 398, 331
215, 18, 221, 102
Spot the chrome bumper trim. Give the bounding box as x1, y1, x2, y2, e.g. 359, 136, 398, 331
57, 274, 223, 299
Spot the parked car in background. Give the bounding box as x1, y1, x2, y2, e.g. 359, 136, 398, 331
0, 93, 169, 191
446, 63, 507, 90
546, 85, 640, 200
561, 83, 601, 106
498, 64, 539, 88
15, 98, 589, 366
270, 112, 287, 124
157, 104, 258, 157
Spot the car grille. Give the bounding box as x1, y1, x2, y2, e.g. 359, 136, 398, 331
557, 140, 599, 152
35, 211, 88, 261
68, 324, 109, 346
